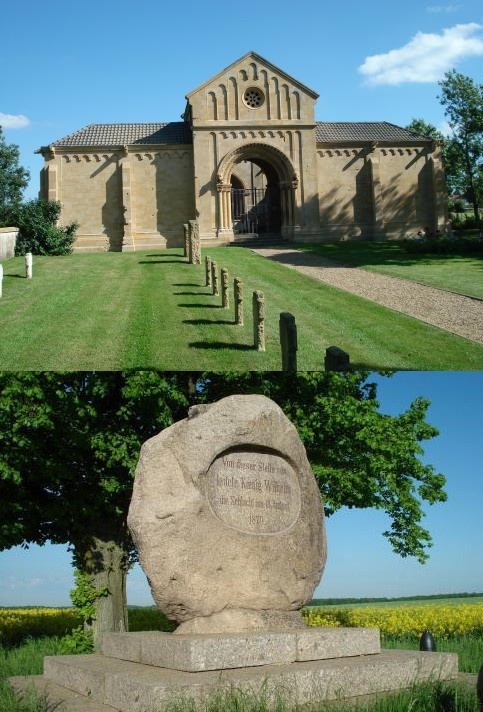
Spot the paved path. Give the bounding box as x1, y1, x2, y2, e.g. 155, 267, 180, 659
254, 248, 483, 345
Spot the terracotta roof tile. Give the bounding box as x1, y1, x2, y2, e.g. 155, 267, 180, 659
315, 121, 429, 142
50, 122, 192, 147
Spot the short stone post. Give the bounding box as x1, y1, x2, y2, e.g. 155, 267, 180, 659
234, 277, 244, 325
253, 290, 265, 352
279, 312, 297, 372
183, 223, 190, 259
211, 261, 219, 296
0, 264, 3, 298
324, 346, 350, 371
189, 219, 201, 265
205, 256, 212, 288
25, 252, 33, 279
221, 268, 229, 309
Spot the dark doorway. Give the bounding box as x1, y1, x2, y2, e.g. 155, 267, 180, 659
230, 160, 281, 235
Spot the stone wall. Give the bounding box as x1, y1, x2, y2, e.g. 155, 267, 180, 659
0, 227, 19, 260
316, 144, 446, 240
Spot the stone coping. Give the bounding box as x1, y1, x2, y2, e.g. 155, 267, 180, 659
0, 227, 18, 233
101, 628, 381, 671
37, 648, 458, 711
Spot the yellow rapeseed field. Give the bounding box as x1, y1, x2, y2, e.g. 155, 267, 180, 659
0, 607, 81, 645
302, 603, 483, 638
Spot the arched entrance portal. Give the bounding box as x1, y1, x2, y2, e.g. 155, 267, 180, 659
215, 143, 298, 240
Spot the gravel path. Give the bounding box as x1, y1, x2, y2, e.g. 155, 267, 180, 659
254, 248, 483, 345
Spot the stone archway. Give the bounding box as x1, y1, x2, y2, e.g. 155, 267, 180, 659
215, 143, 298, 239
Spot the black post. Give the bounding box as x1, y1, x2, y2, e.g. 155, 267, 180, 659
325, 346, 350, 372
279, 312, 297, 372
419, 630, 437, 652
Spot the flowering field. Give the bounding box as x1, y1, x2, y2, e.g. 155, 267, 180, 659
0, 607, 82, 645
302, 602, 483, 639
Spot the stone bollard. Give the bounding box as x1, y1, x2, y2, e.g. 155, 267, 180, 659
253, 290, 265, 352
0, 263, 3, 298
279, 312, 297, 372
183, 223, 190, 259
205, 256, 212, 288
221, 268, 229, 309
211, 261, 219, 296
189, 219, 201, 265
234, 277, 244, 326
324, 346, 350, 371
25, 253, 33, 279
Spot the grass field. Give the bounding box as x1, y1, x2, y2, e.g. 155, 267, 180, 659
1, 248, 482, 370
1, 601, 480, 711
299, 241, 483, 299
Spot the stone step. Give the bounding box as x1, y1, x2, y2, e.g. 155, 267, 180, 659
101, 627, 380, 671
39, 649, 458, 712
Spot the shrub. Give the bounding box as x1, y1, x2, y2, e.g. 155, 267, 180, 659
0, 199, 78, 255
402, 235, 483, 255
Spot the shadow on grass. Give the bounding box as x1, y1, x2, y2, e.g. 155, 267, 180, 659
174, 290, 213, 296
172, 282, 203, 287
4, 274, 25, 279
178, 303, 223, 309
144, 253, 185, 259
183, 318, 234, 325
189, 341, 254, 350
138, 260, 185, 265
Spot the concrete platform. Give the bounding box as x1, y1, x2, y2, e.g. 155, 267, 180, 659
8, 648, 457, 712
101, 628, 381, 671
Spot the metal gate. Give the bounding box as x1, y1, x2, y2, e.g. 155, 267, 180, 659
231, 188, 268, 234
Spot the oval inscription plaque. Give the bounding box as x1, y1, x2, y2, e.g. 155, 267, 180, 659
203, 449, 302, 535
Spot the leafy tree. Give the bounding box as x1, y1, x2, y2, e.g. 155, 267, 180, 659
7, 199, 78, 255
0, 126, 29, 214
438, 70, 483, 220
0, 372, 446, 645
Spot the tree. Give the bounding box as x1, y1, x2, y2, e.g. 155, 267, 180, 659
0, 371, 447, 645
0, 126, 29, 215
438, 70, 483, 221
10, 199, 78, 255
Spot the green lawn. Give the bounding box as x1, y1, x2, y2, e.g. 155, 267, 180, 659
1, 248, 482, 370
299, 241, 483, 299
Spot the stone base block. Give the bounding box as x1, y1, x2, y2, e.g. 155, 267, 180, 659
26, 648, 458, 712
102, 628, 380, 672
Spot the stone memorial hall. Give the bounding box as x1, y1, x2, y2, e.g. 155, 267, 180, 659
37, 52, 447, 252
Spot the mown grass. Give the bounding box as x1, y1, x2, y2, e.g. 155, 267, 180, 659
298, 241, 483, 299
1, 249, 483, 370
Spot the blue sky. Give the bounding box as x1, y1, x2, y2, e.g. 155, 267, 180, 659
0, 371, 482, 606
1, 0, 483, 199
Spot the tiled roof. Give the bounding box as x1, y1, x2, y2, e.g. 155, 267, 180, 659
50, 122, 193, 147
315, 122, 430, 143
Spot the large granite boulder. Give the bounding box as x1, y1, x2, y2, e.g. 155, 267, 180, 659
128, 394, 327, 634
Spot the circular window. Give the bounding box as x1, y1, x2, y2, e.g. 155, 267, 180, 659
243, 87, 264, 109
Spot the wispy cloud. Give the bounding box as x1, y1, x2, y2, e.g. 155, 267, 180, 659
359, 23, 483, 85
0, 113, 30, 129
426, 4, 462, 13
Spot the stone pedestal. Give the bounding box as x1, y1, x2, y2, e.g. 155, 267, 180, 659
10, 630, 458, 712
0, 227, 18, 260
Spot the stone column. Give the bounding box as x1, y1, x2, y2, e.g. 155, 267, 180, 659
234, 278, 244, 325
221, 268, 229, 309
46, 163, 58, 203
121, 149, 135, 252
368, 153, 385, 239
253, 290, 265, 352
211, 261, 219, 296
279, 312, 297, 371
25, 253, 32, 279
205, 256, 212, 287
0, 263, 3, 298
183, 223, 190, 258
429, 147, 447, 232
189, 219, 201, 264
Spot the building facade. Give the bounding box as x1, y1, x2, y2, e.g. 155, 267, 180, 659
37, 52, 447, 252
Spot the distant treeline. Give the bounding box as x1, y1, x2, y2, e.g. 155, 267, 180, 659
309, 592, 483, 606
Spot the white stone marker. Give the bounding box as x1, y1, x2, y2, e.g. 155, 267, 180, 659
0, 263, 3, 297
25, 252, 33, 279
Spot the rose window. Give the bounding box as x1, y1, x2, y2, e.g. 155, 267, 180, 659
244, 87, 264, 108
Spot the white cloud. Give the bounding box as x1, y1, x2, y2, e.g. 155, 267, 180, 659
426, 4, 462, 13
0, 112, 30, 129
359, 23, 483, 86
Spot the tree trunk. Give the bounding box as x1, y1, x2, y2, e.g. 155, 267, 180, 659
83, 538, 129, 651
